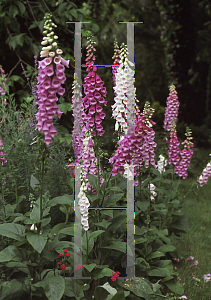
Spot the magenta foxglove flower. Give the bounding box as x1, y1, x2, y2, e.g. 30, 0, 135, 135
109, 102, 157, 186
164, 84, 180, 131
0, 65, 7, 105
175, 127, 194, 179
203, 273, 211, 283
82, 31, 107, 137
168, 121, 180, 167
35, 13, 69, 145
185, 256, 194, 261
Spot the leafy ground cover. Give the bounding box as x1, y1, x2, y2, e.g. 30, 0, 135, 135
174, 148, 211, 300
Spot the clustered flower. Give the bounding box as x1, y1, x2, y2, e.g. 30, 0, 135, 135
168, 121, 180, 167
35, 13, 69, 145
80, 132, 104, 193
175, 127, 194, 179
148, 183, 157, 202
71, 73, 86, 164
71, 33, 105, 203
198, 157, 211, 187
56, 249, 72, 271
110, 102, 157, 187
77, 180, 90, 231
112, 36, 120, 97
203, 273, 211, 283
82, 31, 107, 137
111, 271, 121, 281
163, 83, 179, 132
111, 43, 130, 134
0, 65, 7, 185
190, 260, 199, 267
157, 154, 167, 174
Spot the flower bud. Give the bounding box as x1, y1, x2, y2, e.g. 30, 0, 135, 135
56, 49, 63, 54
52, 42, 57, 47
43, 30, 48, 35
46, 45, 52, 50
49, 52, 55, 57
41, 41, 48, 45
48, 39, 53, 43
54, 35, 58, 39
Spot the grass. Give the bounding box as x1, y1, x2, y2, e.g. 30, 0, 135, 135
173, 148, 211, 300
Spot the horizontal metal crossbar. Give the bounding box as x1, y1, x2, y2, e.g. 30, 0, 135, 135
89, 207, 127, 210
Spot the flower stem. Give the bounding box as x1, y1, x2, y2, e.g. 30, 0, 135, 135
38, 141, 45, 234
86, 230, 88, 265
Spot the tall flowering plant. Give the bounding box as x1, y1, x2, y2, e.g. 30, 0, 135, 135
109, 101, 157, 186
164, 84, 194, 179
35, 13, 69, 146
70, 32, 108, 230
112, 35, 120, 97
0, 65, 7, 186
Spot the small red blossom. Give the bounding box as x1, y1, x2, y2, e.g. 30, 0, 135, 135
75, 264, 83, 270
57, 262, 62, 265
111, 271, 121, 281
65, 252, 71, 257
60, 264, 67, 271
63, 249, 69, 252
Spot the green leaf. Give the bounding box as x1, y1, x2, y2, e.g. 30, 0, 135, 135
101, 241, 133, 257
48, 194, 74, 208
92, 23, 100, 33
83, 263, 96, 273
30, 174, 40, 190
163, 279, 184, 295
16, 1, 25, 15
57, 103, 72, 114
67, 176, 74, 190
9, 4, 19, 18
33, 276, 65, 300
157, 244, 176, 253
147, 251, 165, 260
106, 213, 126, 233
6, 262, 30, 275
92, 267, 114, 280
104, 193, 124, 206
89, 230, 105, 240
117, 278, 153, 299
147, 268, 166, 277
59, 226, 75, 237
0, 245, 22, 262
26, 232, 47, 253
0, 279, 23, 300
183, 199, 196, 205
136, 201, 150, 212
82, 231, 94, 255
70, 8, 78, 18
87, 173, 98, 191
95, 282, 117, 296
64, 278, 84, 298
0, 223, 25, 240
57, 2, 68, 13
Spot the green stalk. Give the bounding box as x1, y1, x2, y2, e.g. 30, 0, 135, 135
95, 135, 101, 264
38, 141, 45, 235
86, 230, 88, 265
162, 167, 174, 230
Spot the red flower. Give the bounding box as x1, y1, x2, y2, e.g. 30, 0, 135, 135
63, 249, 69, 252
57, 262, 62, 265
65, 253, 71, 257
60, 264, 66, 271
111, 271, 121, 281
